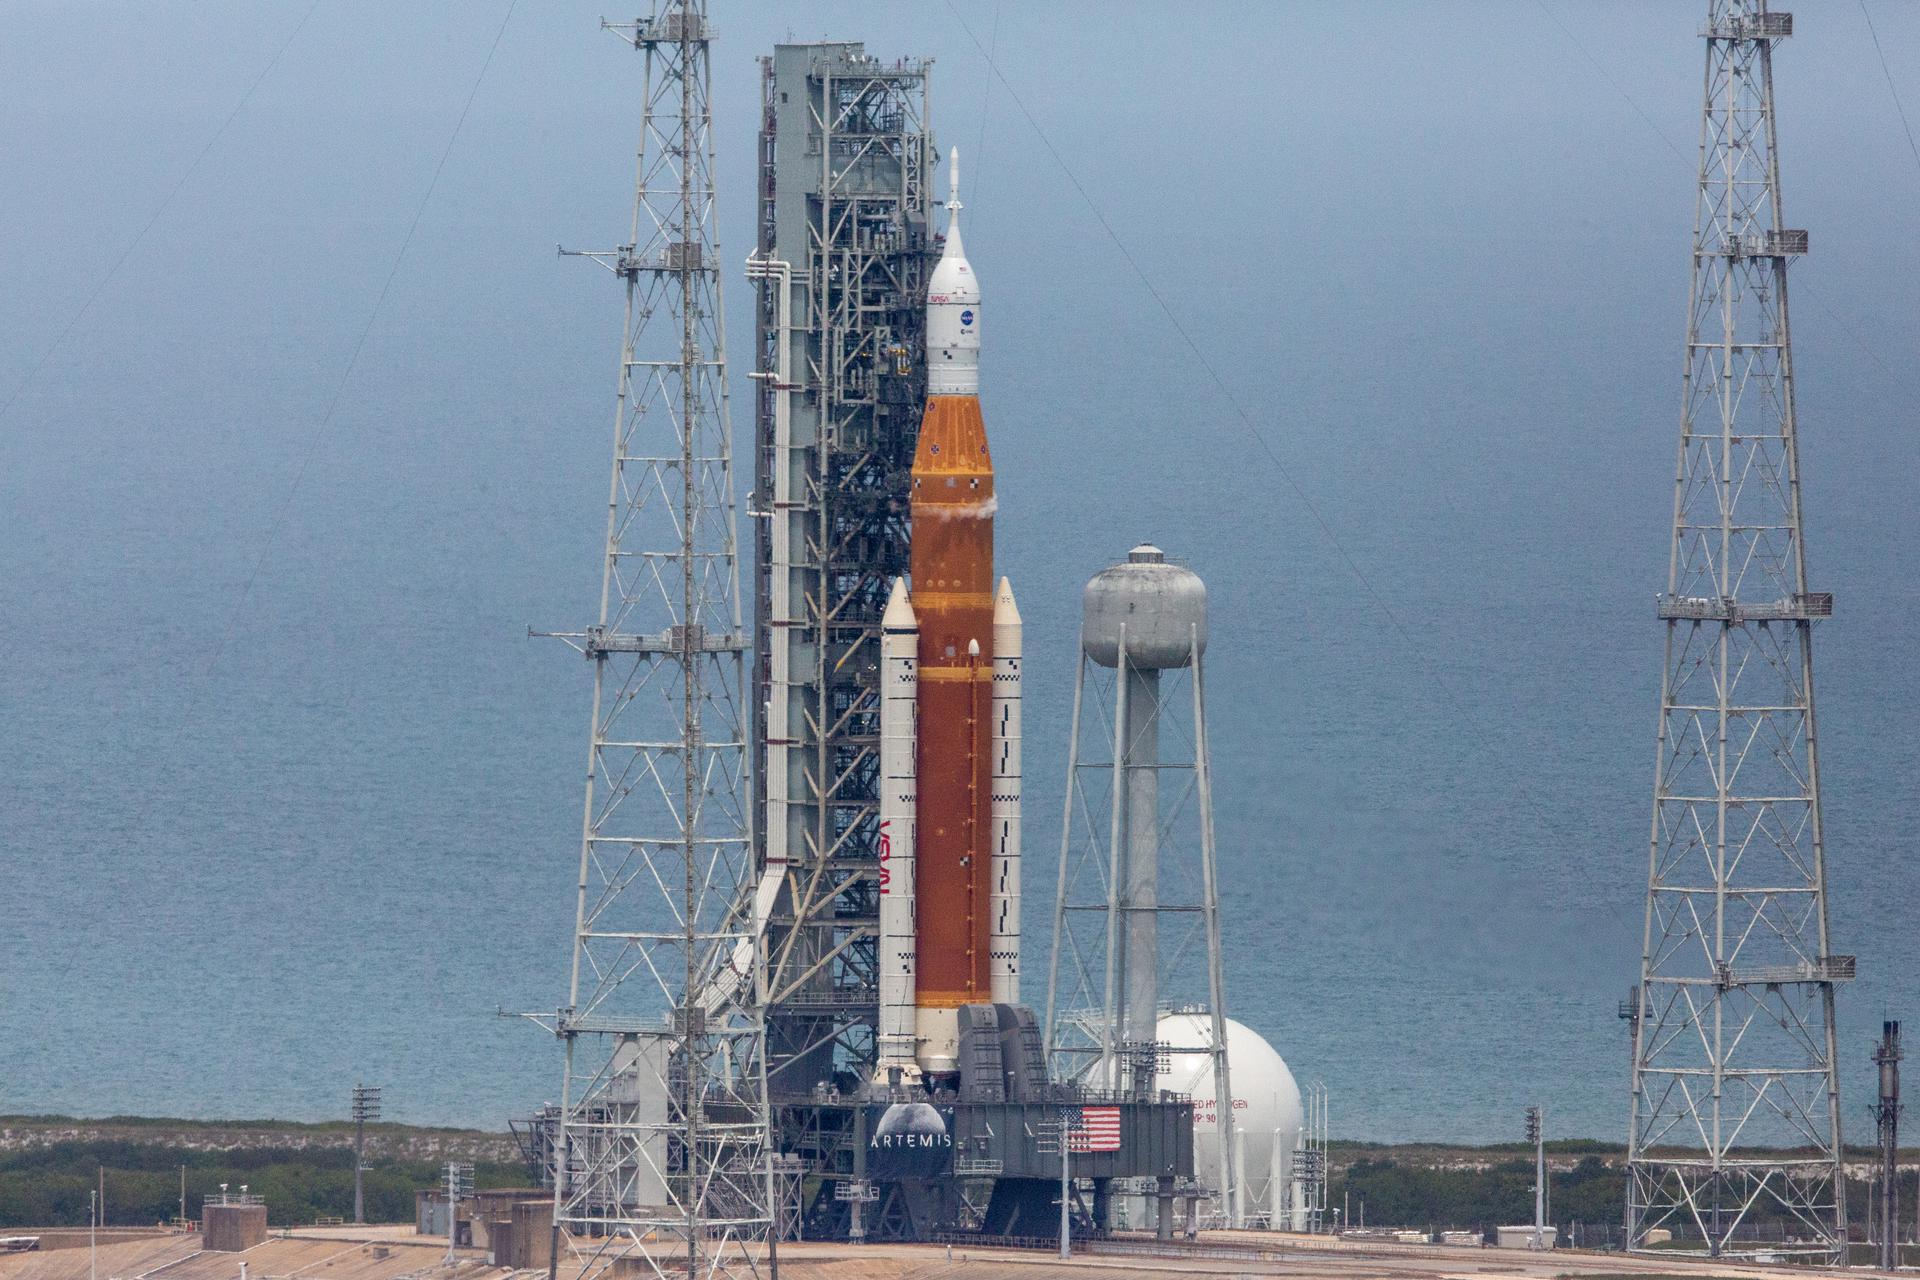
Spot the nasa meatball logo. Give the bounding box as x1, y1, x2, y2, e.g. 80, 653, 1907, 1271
960, 309, 974, 327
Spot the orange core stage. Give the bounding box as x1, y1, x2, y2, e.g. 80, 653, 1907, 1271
908, 393, 995, 1009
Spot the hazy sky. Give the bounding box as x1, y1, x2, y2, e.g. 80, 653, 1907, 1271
3, 2, 1917, 1140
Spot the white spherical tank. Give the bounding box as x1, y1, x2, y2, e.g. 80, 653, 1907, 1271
1081, 545, 1207, 670
1156, 1011, 1304, 1223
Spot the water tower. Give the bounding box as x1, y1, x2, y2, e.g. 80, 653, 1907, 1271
1044, 545, 1241, 1224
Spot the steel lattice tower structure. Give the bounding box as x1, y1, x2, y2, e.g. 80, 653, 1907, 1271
1624, 2, 1851, 1260
548, 6, 775, 1276
747, 46, 933, 1110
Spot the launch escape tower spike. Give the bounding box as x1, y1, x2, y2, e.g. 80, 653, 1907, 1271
549, 4, 775, 1276
748, 46, 933, 1110
1623, 1, 1850, 1261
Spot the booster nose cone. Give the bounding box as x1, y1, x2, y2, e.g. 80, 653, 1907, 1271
883, 576, 918, 630
993, 577, 1021, 625
927, 146, 979, 396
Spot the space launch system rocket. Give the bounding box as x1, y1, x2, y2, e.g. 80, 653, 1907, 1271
877, 149, 1021, 1082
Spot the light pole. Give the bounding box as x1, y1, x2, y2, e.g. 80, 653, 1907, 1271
350, 1084, 382, 1225
1525, 1105, 1545, 1251
443, 1163, 473, 1265
1038, 1106, 1083, 1259
1060, 1118, 1072, 1258
1872, 1022, 1902, 1272
89, 1190, 97, 1280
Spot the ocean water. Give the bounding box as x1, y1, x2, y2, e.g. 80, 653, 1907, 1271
3, 2, 1918, 1144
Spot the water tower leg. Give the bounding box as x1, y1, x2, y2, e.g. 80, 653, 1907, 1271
1098, 628, 1131, 1086
1043, 654, 1088, 1058
1193, 636, 1238, 1226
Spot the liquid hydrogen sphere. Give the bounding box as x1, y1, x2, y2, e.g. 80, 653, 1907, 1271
1156, 1011, 1304, 1219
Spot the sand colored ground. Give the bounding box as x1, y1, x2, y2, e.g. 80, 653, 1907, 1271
1, 1226, 1896, 1280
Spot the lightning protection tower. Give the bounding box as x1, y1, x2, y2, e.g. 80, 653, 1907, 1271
1045, 545, 1239, 1226
1624, 2, 1851, 1261
546, 5, 775, 1277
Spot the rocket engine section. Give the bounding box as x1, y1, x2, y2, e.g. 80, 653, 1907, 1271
877, 148, 1022, 1082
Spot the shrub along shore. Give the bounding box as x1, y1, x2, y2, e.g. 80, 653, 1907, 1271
2, 1117, 1910, 1238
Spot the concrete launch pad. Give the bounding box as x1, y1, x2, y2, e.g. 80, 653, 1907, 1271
1, 1226, 1880, 1280
772, 1232, 1897, 1280
0, 1232, 498, 1280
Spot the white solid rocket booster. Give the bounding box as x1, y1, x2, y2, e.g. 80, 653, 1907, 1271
877, 579, 919, 1073
989, 577, 1022, 1004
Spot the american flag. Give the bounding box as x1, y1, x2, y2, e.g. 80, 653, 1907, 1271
1068, 1106, 1122, 1153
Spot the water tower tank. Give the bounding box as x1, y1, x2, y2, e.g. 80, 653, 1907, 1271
1081, 545, 1206, 670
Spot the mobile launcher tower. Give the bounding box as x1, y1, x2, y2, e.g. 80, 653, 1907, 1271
747, 44, 1195, 1242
